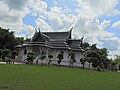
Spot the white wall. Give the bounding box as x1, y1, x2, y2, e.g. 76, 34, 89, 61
17, 47, 87, 67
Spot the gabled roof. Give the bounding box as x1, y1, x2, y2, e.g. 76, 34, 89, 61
48, 40, 69, 49
42, 31, 70, 40
67, 39, 84, 51
67, 39, 80, 46
32, 31, 49, 42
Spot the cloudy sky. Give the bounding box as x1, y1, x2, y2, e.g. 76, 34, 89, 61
0, 0, 120, 58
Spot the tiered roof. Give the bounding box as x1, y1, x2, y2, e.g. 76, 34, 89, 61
16, 28, 84, 51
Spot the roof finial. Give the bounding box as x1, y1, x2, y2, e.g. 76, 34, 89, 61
35, 28, 37, 33
68, 27, 73, 39
39, 28, 41, 33
70, 27, 73, 32
80, 36, 84, 48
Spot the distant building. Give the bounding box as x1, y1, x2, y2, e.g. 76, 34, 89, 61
16, 28, 85, 66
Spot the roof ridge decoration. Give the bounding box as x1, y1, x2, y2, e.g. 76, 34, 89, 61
32, 28, 48, 42
31, 28, 38, 41
67, 27, 73, 39
41, 33, 50, 39
42, 31, 69, 33
80, 36, 84, 47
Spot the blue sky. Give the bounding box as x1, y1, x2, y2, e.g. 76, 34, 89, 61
0, 0, 120, 58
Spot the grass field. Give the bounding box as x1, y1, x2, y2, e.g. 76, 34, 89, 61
0, 64, 120, 90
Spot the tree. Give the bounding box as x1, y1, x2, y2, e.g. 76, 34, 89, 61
111, 62, 118, 72
48, 55, 53, 66
0, 49, 3, 60
69, 52, 76, 68
92, 57, 99, 69
85, 57, 92, 69
84, 43, 108, 70
1, 49, 11, 62
114, 55, 120, 64
85, 50, 100, 69
80, 58, 86, 69
82, 42, 90, 49
15, 37, 24, 45
40, 51, 46, 66
57, 51, 63, 67
0, 27, 16, 50
6, 53, 12, 64
11, 50, 18, 64
27, 52, 35, 65
102, 58, 111, 71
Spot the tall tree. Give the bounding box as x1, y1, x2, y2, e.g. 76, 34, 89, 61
0, 27, 15, 50
15, 37, 24, 45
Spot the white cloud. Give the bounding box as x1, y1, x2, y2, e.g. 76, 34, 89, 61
0, 0, 32, 37
2, 0, 28, 10
36, 18, 52, 32
112, 20, 120, 29
32, 1, 47, 12
74, 0, 119, 17
0, 0, 120, 59
99, 20, 110, 29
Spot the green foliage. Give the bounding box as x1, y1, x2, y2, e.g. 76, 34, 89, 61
15, 37, 24, 45
57, 52, 63, 60
80, 58, 86, 69
71, 52, 76, 62
11, 50, 17, 59
48, 55, 53, 66
0, 49, 2, 57
57, 52, 64, 65
92, 57, 99, 68
80, 58, 86, 64
41, 51, 46, 55
0, 27, 15, 50
41, 56, 46, 60
48, 55, 53, 59
28, 52, 35, 56
97, 48, 108, 59
85, 57, 92, 69
27, 52, 35, 64
84, 43, 109, 69
82, 42, 90, 48
40, 51, 46, 60
2, 49, 11, 56
114, 55, 120, 64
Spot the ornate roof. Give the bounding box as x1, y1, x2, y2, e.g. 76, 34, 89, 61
42, 31, 70, 40
17, 28, 84, 51
67, 39, 84, 51
32, 31, 49, 42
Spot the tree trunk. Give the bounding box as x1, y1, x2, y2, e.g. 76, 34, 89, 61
89, 63, 90, 69
83, 64, 85, 69
48, 59, 51, 66
36, 59, 39, 65
41, 60, 43, 66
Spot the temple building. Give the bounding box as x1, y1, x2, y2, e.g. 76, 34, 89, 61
16, 27, 85, 66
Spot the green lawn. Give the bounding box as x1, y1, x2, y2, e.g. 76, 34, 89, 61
0, 64, 120, 90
